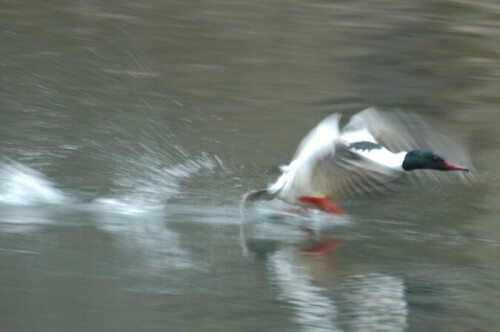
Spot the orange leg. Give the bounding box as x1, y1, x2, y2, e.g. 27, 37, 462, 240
299, 197, 345, 215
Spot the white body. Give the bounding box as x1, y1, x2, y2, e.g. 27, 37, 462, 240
268, 109, 407, 204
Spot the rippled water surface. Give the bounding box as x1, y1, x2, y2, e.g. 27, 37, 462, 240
2, 1, 500, 331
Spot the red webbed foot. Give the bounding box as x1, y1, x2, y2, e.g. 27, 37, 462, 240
299, 197, 345, 215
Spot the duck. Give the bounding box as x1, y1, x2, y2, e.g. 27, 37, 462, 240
243, 108, 470, 215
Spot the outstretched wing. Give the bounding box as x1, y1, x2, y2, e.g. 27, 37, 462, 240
268, 113, 341, 200
308, 141, 403, 200
343, 107, 475, 185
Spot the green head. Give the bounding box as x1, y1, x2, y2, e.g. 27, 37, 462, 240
402, 150, 469, 172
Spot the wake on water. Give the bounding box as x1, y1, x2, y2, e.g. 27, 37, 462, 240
0, 152, 219, 215
0, 158, 346, 240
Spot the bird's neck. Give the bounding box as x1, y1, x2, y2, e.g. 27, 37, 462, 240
388, 151, 407, 171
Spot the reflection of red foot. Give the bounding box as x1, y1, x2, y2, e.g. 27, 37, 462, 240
301, 237, 344, 254
299, 227, 315, 235
299, 197, 345, 215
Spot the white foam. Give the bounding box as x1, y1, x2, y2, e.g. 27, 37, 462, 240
0, 162, 66, 206
90, 197, 194, 275
100, 152, 217, 216
92, 197, 164, 216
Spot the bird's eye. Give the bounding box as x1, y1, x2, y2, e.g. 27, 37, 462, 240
432, 156, 439, 162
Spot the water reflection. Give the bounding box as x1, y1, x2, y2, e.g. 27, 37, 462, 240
242, 203, 408, 331
341, 273, 407, 331
268, 250, 340, 331
94, 206, 195, 287
267, 249, 407, 331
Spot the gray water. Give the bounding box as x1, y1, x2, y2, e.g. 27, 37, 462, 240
1, 1, 500, 331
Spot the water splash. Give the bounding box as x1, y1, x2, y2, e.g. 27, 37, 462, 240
94, 152, 217, 215
0, 161, 66, 206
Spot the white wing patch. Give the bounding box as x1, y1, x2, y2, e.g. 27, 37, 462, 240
353, 147, 406, 171
341, 128, 406, 171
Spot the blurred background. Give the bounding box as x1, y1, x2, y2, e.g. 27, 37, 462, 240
1, 0, 499, 331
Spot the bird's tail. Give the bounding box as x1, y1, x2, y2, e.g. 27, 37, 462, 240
241, 189, 275, 206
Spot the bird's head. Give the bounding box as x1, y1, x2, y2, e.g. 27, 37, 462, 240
402, 150, 469, 172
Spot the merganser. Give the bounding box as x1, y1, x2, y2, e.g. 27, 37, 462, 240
243, 108, 470, 215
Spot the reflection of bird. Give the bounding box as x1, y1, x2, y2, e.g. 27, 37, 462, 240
244, 108, 470, 214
